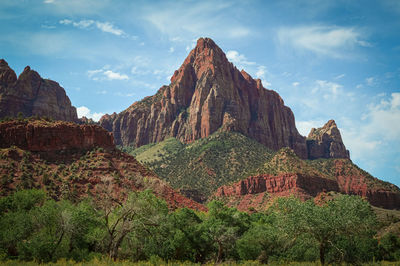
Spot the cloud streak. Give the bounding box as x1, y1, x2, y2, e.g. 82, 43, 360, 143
277, 25, 370, 57
88, 66, 129, 81
59, 19, 126, 36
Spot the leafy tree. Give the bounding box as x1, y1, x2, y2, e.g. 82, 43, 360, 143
272, 195, 377, 265
0, 189, 46, 259
378, 233, 400, 261
201, 201, 250, 262
97, 190, 168, 260
237, 212, 288, 263
165, 207, 209, 262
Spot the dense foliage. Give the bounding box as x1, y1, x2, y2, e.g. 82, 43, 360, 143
1, 189, 399, 264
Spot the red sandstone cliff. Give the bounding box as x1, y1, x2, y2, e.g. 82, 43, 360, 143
307, 120, 350, 159
215, 161, 400, 210
0, 59, 78, 122
0, 120, 114, 152
100, 38, 308, 158
0, 119, 206, 211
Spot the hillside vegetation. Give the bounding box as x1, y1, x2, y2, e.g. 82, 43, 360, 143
124, 132, 274, 201
127, 132, 399, 203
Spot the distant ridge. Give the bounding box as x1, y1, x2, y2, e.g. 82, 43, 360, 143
0, 59, 78, 122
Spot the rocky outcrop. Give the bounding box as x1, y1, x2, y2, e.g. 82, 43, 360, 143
307, 120, 349, 159
0, 119, 206, 211
215, 160, 400, 210
216, 173, 339, 199
0, 59, 78, 122
0, 120, 114, 152
334, 160, 400, 209
100, 38, 308, 158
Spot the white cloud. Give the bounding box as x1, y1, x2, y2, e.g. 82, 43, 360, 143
103, 70, 129, 80
87, 66, 129, 81
76, 106, 104, 122
255, 65, 271, 87
313, 80, 343, 99
59, 19, 126, 36
366, 77, 375, 86
95, 21, 125, 36
296, 119, 325, 136
169, 47, 175, 53
277, 25, 370, 57
226, 50, 255, 66
334, 74, 345, 79
43, 0, 54, 3
341, 93, 400, 162
292, 82, 300, 87
143, 1, 251, 40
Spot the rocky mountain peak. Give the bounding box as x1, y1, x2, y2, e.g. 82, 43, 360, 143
0, 61, 78, 122
307, 120, 349, 159
100, 37, 310, 158
0, 59, 17, 87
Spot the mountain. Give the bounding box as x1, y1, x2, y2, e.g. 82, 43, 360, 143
0, 59, 78, 122
100, 37, 312, 159
98, 37, 398, 209
0, 118, 205, 211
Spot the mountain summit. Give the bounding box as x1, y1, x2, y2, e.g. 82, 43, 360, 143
100, 38, 347, 160
0, 59, 78, 122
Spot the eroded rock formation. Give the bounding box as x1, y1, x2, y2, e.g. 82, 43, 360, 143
307, 120, 349, 159
0, 59, 78, 122
100, 38, 308, 158
0, 120, 114, 152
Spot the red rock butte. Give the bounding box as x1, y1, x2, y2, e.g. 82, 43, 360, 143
100, 37, 349, 160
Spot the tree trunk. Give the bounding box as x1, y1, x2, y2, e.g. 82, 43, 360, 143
216, 242, 223, 263
320, 242, 326, 265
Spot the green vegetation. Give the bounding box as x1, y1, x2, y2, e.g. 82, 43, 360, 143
1, 189, 399, 265
126, 132, 274, 198
128, 132, 399, 200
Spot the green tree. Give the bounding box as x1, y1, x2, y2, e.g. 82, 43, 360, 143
272, 195, 377, 265
0, 189, 46, 259
201, 201, 250, 262
378, 233, 400, 261
165, 207, 209, 262
237, 212, 288, 263
97, 190, 168, 260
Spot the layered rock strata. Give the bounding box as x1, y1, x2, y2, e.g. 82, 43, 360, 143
0, 120, 114, 152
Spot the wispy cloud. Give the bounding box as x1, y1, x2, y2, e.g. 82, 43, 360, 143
142, 1, 251, 40
312, 80, 343, 100
341, 93, 400, 165
59, 19, 126, 36
88, 66, 129, 81
226, 50, 255, 66
277, 25, 370, 58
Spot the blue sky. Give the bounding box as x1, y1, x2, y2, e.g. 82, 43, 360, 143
1, 0, 399, 187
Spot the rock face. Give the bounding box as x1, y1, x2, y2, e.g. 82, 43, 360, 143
0, 119, 206, 211
215, 160, 400, 210
0, 59, 78, 122
0, 120, 114, 152
307, 120, 349, 159
100, 38, 308, 158
334, 160, 400, 210
216, 173, 339, 199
